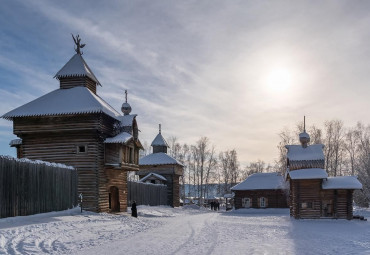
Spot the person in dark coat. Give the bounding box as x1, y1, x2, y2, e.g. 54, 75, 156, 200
210, 201, 214, 210
131, 201, 137, 218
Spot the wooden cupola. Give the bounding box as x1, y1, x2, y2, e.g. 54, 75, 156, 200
151, 124, 169, 154
54, 34, 101, 94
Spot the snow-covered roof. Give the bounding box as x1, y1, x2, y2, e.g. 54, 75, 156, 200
322, 176, 362, 190
231, 172, 286, 191
9, 138, 22, 146
2, 87, 121, 120
285, 144, 325, 161
119, 114, 137, 127
139, 152, 183, 166
139, 172, 167, 182
288, 168, 328, 180
54, 54, 100, 85
104, 132, 132, 144
151, 133, 169, 147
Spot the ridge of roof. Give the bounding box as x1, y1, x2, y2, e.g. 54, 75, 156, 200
54, 54, 101, 85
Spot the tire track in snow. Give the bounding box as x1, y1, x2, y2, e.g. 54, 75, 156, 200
172, 220, 195, 254
0, 214, 159, 255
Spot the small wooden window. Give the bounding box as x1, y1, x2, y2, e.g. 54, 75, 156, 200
260, 197, 267, 208
242, 198, 251, 208
301, 202, 313, 209
77, 145, 87, 153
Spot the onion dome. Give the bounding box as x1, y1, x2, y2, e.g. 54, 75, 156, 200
121, 90, 132, 115
299, 116, 310, 148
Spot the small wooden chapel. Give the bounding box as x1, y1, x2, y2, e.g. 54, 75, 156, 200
2, 35, 143, 213
286, 118, 362, 219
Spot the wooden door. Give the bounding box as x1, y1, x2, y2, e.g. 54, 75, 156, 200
109, 186, 120, 212
321, 200, 333, 217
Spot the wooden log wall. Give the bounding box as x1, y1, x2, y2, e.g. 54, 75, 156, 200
0, 156, 78, 218
234, 190, 288, 209
13, 114, 109, 212
290, 179, 322, 219
12, 113, 138, 213
59, 76, 97, 94
288, 159, 325, 170
127, 181, 167, 207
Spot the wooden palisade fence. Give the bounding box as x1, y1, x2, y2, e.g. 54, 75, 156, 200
0, 156, 78, 218
127, 181, 167, 207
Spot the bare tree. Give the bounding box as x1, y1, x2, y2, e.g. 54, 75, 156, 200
324, 120, 345, 176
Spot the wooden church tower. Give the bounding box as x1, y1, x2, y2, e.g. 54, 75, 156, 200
138, 125, 183, 207
285, 117, 362, 219
2, 35, 142, 213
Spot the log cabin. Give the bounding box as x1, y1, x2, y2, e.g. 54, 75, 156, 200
1, 36, 142, 213
232, 172, 288, 209
137, 125, 183, 207
285, 120, 362, 219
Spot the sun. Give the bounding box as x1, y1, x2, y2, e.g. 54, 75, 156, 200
266, 68, 292, 92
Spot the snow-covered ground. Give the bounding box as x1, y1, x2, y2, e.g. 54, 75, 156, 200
1, 206, 370, 255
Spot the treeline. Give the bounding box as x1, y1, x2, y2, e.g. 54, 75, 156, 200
276, 120, 370, 206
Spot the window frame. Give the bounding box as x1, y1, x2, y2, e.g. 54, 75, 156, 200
260, 197, 266, 208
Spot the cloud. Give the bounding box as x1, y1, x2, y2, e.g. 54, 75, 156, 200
1, 0, 370, 166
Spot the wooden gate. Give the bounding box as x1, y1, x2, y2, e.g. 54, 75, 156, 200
127, 181, 167, 207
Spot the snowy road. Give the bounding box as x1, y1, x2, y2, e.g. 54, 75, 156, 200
1, 206, 370, 255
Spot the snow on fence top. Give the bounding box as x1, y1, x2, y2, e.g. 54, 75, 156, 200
0, 155, 75, 170
1, 87, 121, 120
54, 54, 101, 85
104, 132, 132, 144
288, 168, 328, 180
322, 176, 362, 190
139, 152, 183, 166
285, 144, 325, 161
231, 172, 286, 191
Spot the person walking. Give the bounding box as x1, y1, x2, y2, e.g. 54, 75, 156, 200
131, 201, 137, 218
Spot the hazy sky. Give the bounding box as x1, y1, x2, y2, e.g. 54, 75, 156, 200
1, 0, 370, 166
